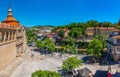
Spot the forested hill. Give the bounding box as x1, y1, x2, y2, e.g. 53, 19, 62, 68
52, 20, 120, 32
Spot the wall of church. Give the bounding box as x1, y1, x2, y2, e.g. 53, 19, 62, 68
0, 41, 17, 70
22, 30, 27, 52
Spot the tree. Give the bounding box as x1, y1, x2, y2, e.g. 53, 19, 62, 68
86, 20, 98, 35
102, 22, 112, 27
65, 45, 77, 54
69, 28, 82, 38
26, 29, 37, 44
94, 35, 107, 49
87, 38, 103, 60
44, 38, 55, 52
68, 22, 77, 29
62, 37, 77, 54
62, 56, 82, 72
36, 38, 55, 54
86, 20, 98, 27
102, 22, 113, 34
58, 30, 64, 38
32, 70, 61, 77
36, 40, 44, 49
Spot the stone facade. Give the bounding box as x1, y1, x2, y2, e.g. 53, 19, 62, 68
0, 7, 27, 70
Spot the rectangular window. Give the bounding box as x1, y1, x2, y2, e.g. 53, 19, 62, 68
118, 32, 120, 35
117, 48, 120, 51
117, 39, 120, 43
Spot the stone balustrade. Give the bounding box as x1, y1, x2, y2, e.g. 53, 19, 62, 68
0, 23, 17, 29
0, 31, 16, 45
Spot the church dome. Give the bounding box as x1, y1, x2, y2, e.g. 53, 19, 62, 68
2, 7, 19, 27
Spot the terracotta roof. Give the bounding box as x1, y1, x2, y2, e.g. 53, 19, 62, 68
3, 16, 18, 22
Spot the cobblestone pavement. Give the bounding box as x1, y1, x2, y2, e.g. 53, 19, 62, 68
10, 52, 64, 77
0, 47, 119, 77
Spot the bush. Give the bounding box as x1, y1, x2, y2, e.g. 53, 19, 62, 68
62, 56, 82, 72
32, 70, 61, 77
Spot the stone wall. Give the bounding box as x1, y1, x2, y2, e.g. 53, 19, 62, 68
0, 41, 16, 70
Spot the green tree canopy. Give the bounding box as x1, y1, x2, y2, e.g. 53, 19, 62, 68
94, 35, 107, 49
44, 38, 55, 52
36, 38, 55, 52
102, 22, 112, 27
86, 20, 98, 27
62, 56, 82, 71
36, 40, 44, 48
58, 29, 64, 38
26, 29, 37, 43
69, 28, 82, 38
87, 38, 103, 58
32, 70, 61, 77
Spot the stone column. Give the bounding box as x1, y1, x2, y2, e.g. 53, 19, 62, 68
6, 32, 8, 42
13, 32, 16, 40
10, 32, 12, 41
1, 32, 4, 43
0, 32, 1, 44
4, 32, 6, 42
14, 31, 16, 40
8, 32, 10, 41
11, 32, 14, 40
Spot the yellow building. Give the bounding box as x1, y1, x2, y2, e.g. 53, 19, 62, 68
0, 6, 27, 70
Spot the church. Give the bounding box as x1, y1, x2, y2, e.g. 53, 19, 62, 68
0, 6, 27, 70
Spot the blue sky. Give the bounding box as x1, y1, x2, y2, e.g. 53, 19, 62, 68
0, 0, 120, 26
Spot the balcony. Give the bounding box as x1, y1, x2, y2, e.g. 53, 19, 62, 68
0, 40, 16, 46
0, 23, 16, 29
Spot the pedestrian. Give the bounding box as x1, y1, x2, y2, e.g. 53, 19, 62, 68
108, 65, 111, 72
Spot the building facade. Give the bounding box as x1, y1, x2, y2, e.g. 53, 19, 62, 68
86, 27, 118, 37
107, 30, 120, 61
0, 7, 27, 70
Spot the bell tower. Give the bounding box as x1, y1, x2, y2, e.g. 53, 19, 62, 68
2, 2, 19, 27
8, 6, 13, 16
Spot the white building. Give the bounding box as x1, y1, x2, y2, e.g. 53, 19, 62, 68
107, 30, 120, 61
